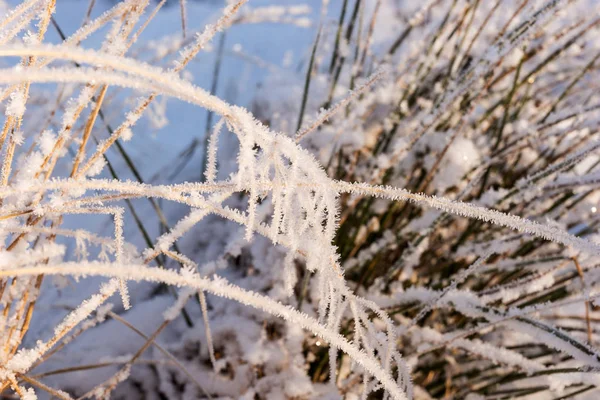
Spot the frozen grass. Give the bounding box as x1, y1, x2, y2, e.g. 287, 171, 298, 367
2, 0, 600, 399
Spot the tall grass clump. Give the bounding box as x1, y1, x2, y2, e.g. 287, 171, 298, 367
2, 0, 600, 398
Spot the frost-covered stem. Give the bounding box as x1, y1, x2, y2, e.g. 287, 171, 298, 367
77, 93, 155, 178
127, 0, 166, 48
113, 208, 129, 310
0, 119, 11, 154
143, 208, 210, 262
18, 373, 73, 400
0, 130, 17, 186
296, 67, 386, 142
6, 173, 600, 261
173, 0, 246, 75
201, 30, 226, 183
204, 118, 224, 183
409, 252, 493, 327
0, 176, 232, 193
0, 0, 40, 30
334, 181, 600, 257
90, 320, 168, 399
1, 226, 113, 250
70, 85, 108, 177
3, 373, 27, 399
